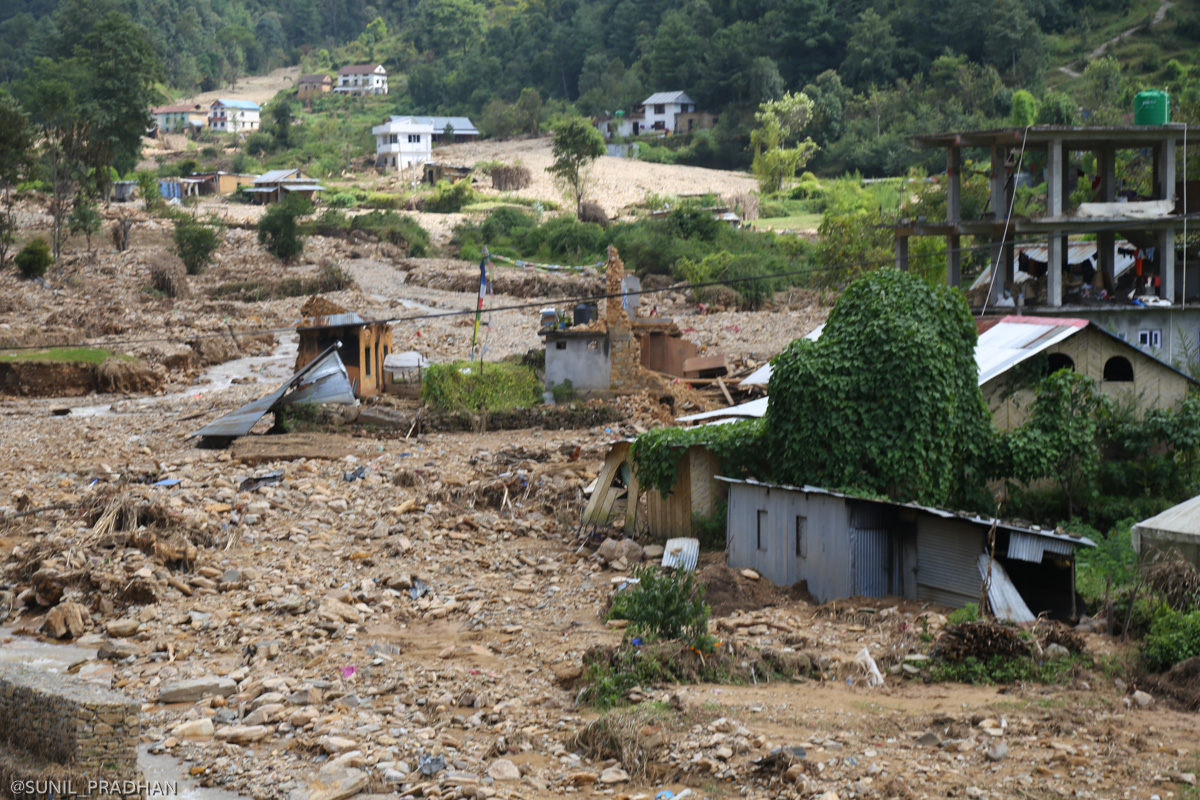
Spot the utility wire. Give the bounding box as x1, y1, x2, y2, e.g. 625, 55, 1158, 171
5, 217, 1198, 353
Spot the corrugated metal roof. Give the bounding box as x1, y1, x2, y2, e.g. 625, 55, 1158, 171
255, 169, 303, 184
741, 317, 1091, 388
642, 91, 694, 105
676, 396, 767, 423
1008, 530, 1076, 562
1133, 493, 1200, 539
977, 554, 1035, 622
338, 63, 384, 75
968, 242, 1137, 291
384, 352, 429, 370
714, 476, 1096, 548
190, 345, 354, 439
975, 315, 1088, 384
282, 184, 326, 192
212, 99, 261, 110
297, 312, 367, 330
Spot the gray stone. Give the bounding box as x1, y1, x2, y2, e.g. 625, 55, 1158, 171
986, 742, 1009, 761
159, 676, 237, 703
288, 764, 368, 800
486, 759, 520, 781
1045, 643, 1071, 661
106, 619, 140, 638
97, 640, 140, 660
1132, 689, 1153, 708
599, 766, 630, 784
915, 732, 940, 747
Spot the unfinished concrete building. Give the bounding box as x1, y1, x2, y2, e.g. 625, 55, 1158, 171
894, 125, 1198, 309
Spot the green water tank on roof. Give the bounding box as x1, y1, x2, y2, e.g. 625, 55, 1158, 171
1134, 89, 1170, 125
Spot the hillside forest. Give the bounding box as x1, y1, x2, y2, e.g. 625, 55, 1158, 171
4, 0, 1200, 177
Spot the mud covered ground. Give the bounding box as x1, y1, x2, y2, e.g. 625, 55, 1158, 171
0, 193, 1195, 800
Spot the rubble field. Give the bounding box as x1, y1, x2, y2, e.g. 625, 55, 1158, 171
0, 200, 1195, 800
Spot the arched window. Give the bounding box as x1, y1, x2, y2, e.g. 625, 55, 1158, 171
1046, 353, 1075, 374
1104, 355, 1134, 382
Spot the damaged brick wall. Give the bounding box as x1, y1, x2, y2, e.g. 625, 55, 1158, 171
603, 246, 658, 393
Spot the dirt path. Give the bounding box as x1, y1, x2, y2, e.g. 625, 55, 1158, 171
175, 65, 300, 107
1059, 0, 1173, 77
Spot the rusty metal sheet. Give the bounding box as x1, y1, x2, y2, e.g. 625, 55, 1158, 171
190, 344, 354, 439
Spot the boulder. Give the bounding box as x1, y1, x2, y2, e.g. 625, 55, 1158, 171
288, 764, 368, 800
172, 719, 215, 739
43, 601, 89, 639
487, 759, 521, 781
159, 676, 237, 703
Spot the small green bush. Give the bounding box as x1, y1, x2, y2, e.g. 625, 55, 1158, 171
14, 238, 51, 278
421, 360, 541, 411
1142, 605, 1200, 672
173, 217, 221, 275
258, 195, 311, 263
608, 564, 712, 646
930, 653, 1089, 685
325, 192, 359, 208
947, 603, 981, 625
424, 179, 476, 213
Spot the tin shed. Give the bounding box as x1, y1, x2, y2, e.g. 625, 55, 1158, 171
1132, 494, 1200, 569
720, 477, 1095, 620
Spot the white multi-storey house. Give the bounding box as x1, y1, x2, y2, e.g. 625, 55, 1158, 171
208, 99, 261, 133
372, 116, 479, 170
335, 64, 389, 96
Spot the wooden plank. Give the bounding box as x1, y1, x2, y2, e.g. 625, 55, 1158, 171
716, 377, 734, 406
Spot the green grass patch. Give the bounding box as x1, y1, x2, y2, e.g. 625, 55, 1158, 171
930, 653, 1092, 685
420, 359, 541, 412
756, 213, 822, 232
0, 347, 132, 364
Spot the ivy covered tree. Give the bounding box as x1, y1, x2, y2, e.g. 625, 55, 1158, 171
765, 268, 994, 507
750, 91, 819, 194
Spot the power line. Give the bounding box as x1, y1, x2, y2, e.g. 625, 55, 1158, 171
3, 218, 1195, 353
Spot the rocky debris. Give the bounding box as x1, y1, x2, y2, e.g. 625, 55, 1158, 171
289, 764, 368, 800
159, 677, 237, 703
1132, 689, 1154, 708
171, 718, 215, 739
486, 759, 520, 781
41, 601, 88, 639
595, 536, 643, 568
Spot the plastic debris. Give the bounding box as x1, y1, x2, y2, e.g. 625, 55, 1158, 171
343, 466, 366, 482
853, 646, 885, 688
239, 470, 284, 493
417, 753, 446, 776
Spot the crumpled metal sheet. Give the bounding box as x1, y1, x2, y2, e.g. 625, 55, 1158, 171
190, 344, 355, 439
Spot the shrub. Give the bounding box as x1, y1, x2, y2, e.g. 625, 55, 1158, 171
423, 179, 476, 213
480, 207, 535, 242
947, 603, 981, 625
14, 238, 51, 278
607, 564, 712, 645
491, 164, 531, 191
173, 217, 221, 275
1142, 605, 1200, 672
325, 192, 359, 208
420, 360, 541, 411
258, 195, 311, 263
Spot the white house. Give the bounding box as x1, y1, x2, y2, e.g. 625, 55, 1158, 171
151, 104, 207, 134
371, 116, 479, 170
208, 99, 261, 133
336, 64, 388, 96
640, 91, 696, 132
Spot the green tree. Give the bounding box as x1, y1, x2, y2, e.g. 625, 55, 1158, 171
68, 194, 101, 253
516, 88, 543, 136
750, 91, 819, 194
0, 91, 33, 270
840, 9, 898, 89
257, 194, 311, 263
1010, 89, 1038, 126
765, 269, 994, 507
547, 117, 606, 215
269, 98, 295, 150
1082, 56, 1125, 124
416, 0, 485, 56
1006, 370, 1107, 517
75, 12, 163, 175
173, 216, 221, 274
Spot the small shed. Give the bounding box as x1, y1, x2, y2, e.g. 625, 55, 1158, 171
112, 181, 137, 202
720, 477, 1095, 621
246, 168, 327, 205
296, 309, 394, 399
540, 328, 612, 395
423, 162, 473, 185
1132, 495, 1200, 569
583, 440, 721, 541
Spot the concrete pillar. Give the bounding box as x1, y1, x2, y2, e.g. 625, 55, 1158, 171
1097, 147, 1116, 201
947, 235, 961, 287
1156, 139, 1177, 202
1046, 136, 1066, 307
895, 234, 909, 272
1098, 230, 1116, 294
991, 146, 1008, 220
1159, 228, 1176, 301
947, 147, 961, 287
1047, 235, 1063, 307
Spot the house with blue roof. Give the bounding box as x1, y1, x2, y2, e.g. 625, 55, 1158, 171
208, 99, 261, 133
